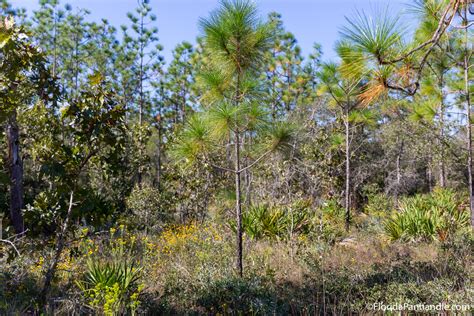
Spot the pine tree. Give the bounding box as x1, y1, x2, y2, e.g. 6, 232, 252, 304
318, 61, 366, 231
165, 41, 197, 125
263, 12, 306, 119
122, 0, 164, 186
175, 0, 294, 277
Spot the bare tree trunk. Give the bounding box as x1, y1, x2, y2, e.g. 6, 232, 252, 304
395, 137, 404, 206
156, 122, 162, 186
427, 144, 433, 192
137, 9, 145, 188
463, 10, 473, 226
439, 76, 446, 188
244, 134, 252, 208
234, 130, 243, 277
6, 112, 24, 234
344, 108, 350, 231
155, 94, 163, 186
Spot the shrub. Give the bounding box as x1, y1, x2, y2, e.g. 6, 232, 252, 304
315, 198, 347, 243
196, 276, 277, 314
238, 201, 314, 240
76, 257, 143, 315
126, 185, 174, 231
364, 192, 393, 218
384, 189, 470, 242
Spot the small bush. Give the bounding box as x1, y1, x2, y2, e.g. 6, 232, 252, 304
196, 276, 277, 314
126, 185, 174, 231
238, 201, 314, 240
76, 256, 143, 315
384, 188, 470, 242
364, 192, 393, 218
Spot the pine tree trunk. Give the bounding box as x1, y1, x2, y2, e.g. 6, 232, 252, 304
464, 17, 473, 227
234, 130, 243, 277
6, 111, 25, 234
344, 108, 350, 231
137, 11, 145, 188
156, 122, 162, 186
395, 137, 403, 206
439, 75, 446, 187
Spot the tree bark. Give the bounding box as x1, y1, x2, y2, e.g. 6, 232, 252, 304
156, 122, 162, 186
395, 137, 404, 206
137, 8, 145, 188
156, 95, 163, 187
427, 160, 433, 192
463, 9, 473, 226
6, 111, 25, 234
344, 107, 351, 231
234, 130, 243, 277
438, 75, 446, 188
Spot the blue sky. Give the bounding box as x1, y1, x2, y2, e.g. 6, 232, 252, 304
10, 0, 409, 64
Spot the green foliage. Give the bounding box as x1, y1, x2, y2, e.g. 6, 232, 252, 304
340, 7, 403, 62
199, 0, 273, 78
236, 201, 313, 240
364, 192, 394, 218
24, 78, 126, 230
1, 0, 473, 314
196, 276, 276, 315
240, 205, 287, 240
317, 198, 348, 242
77, 257, 143, 315
163, 41, 196, 124
384, 189, 470, 242
0, 16, 55, 122
126, 185, 174, 231
23, 191, 61, 234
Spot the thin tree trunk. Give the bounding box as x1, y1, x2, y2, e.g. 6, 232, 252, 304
137, 10, 145, 188
463, 8, 473, 226
156, 88, 163, 187
439, 74, 446, 187
344, 107, 350, 231
6, 112, 24, 234
156, 121, 162, 186
244, 133, 252, 208
39, 191, 74, 311
234, 130, 243, 277
232, 57, 244, 276
395, 137, 404, 206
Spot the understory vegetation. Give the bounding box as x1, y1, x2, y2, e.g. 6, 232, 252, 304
1, 204, 472, 314
0, 0, 473, 314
